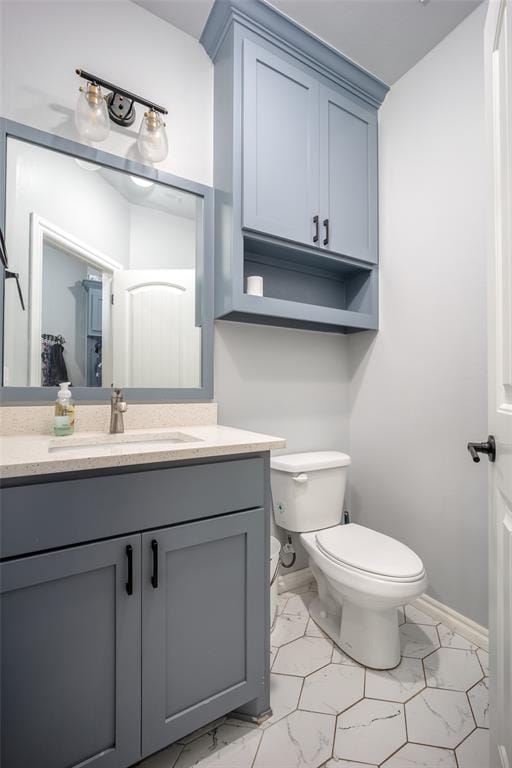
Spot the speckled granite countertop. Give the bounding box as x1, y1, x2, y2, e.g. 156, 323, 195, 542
0, 424, 286, 479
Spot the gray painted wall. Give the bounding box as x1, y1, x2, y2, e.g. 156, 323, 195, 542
347, 5, 488, 627
215, 321, 350, 452
215, 320, 351, 569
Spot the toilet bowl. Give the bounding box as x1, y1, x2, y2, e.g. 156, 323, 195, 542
301, 525, 427, 668
271, 451, 427, 669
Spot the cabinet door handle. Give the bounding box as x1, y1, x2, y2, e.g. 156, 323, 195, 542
151, 539, 159, 589
323, 218, 329, 246
125, 544, 133, 595
313, 215, 319, 243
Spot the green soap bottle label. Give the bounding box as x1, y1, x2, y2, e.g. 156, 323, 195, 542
54, 415, 72, 436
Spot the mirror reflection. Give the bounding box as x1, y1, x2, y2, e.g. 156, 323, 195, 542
4, 138, 203, 389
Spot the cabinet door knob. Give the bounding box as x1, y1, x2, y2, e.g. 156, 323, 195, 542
125, 544, 134, 595
151, 539, 159, 588
323, 218, 329, 246
313, 215, 319, 243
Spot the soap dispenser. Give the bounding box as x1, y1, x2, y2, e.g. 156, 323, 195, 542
53, 382, 76, 436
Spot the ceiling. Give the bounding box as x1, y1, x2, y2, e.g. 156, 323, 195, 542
133, 0, 483, 84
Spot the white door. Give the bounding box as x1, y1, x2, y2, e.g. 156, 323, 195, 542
111, 269, 200, 389
486, 1, 512, 766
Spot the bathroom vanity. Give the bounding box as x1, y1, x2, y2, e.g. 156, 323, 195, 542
0, 423, 285, 768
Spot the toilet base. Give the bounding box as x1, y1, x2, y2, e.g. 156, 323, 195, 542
309, 595, 401, 670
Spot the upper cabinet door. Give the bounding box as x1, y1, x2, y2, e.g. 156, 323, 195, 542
242, 39, 320, 246
320, 86, 378, 264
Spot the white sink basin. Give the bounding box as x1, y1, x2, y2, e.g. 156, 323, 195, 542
48, 430, 202, 453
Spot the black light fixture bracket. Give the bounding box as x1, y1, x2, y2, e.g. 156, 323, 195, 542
75, 69, 168, 127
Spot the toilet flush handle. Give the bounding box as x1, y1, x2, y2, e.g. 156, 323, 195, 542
293, 473, 308, 483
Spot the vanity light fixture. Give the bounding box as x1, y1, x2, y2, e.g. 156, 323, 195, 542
137, 109, 169, 164
75, 81, 110, 142
75, 69, 169, 162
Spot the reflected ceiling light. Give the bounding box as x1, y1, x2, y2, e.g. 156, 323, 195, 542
75, 158, 101, 172
130, 175, 154, 188
75, 69, 169, 163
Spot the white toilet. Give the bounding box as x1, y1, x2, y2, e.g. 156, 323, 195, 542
271, 451, 428, 669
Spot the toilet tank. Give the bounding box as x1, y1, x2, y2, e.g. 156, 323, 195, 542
271, 451, 351, 533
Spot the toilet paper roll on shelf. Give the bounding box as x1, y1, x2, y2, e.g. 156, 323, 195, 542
246, 275, 263, 296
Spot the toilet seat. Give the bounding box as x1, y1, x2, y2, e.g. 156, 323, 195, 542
315, 524, 425, 582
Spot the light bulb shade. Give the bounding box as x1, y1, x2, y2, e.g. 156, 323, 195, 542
137, 110, 168, 163
75, 84, 110, 142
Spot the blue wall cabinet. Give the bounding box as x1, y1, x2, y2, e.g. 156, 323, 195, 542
319, 86, 378, 264
201, 0, 388, 333
0, 535, 141, 768
242, 39, 320, 245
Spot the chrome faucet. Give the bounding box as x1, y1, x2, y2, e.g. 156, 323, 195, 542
110, 388, 127, 434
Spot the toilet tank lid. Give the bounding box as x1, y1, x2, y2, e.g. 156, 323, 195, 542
271, 451, 351, 473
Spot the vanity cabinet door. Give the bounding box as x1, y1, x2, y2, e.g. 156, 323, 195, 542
319, 85, 378, 263
141, 508, 266, 757
0, 535, 141, 768
242, 39, 320, 246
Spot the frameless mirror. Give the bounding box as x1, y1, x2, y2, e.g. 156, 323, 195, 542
3, 135, 208, 394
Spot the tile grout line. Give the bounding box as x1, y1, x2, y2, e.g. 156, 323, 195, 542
248, 720, 265, 768
146, 603, 490, 768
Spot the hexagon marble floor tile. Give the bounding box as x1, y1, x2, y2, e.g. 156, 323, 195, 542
138, 582, 489, 768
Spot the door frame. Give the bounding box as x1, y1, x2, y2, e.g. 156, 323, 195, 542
485, 0, 512, 765
28, 213, 122, 386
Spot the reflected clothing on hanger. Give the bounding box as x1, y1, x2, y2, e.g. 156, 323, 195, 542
41, 334, 69, 387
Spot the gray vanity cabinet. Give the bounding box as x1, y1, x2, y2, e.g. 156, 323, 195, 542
0, 534, 141, 768
242, 39, 320, 246
141, 508, 265, 757
319, 86, 378, 264
0, 454, 270, 768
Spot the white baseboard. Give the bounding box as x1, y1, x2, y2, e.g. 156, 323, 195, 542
415, 594, 489, 651
277, 566, 312, 594
277, 569, 489, 652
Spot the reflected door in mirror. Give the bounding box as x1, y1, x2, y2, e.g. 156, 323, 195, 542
112, 270, 200, 388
